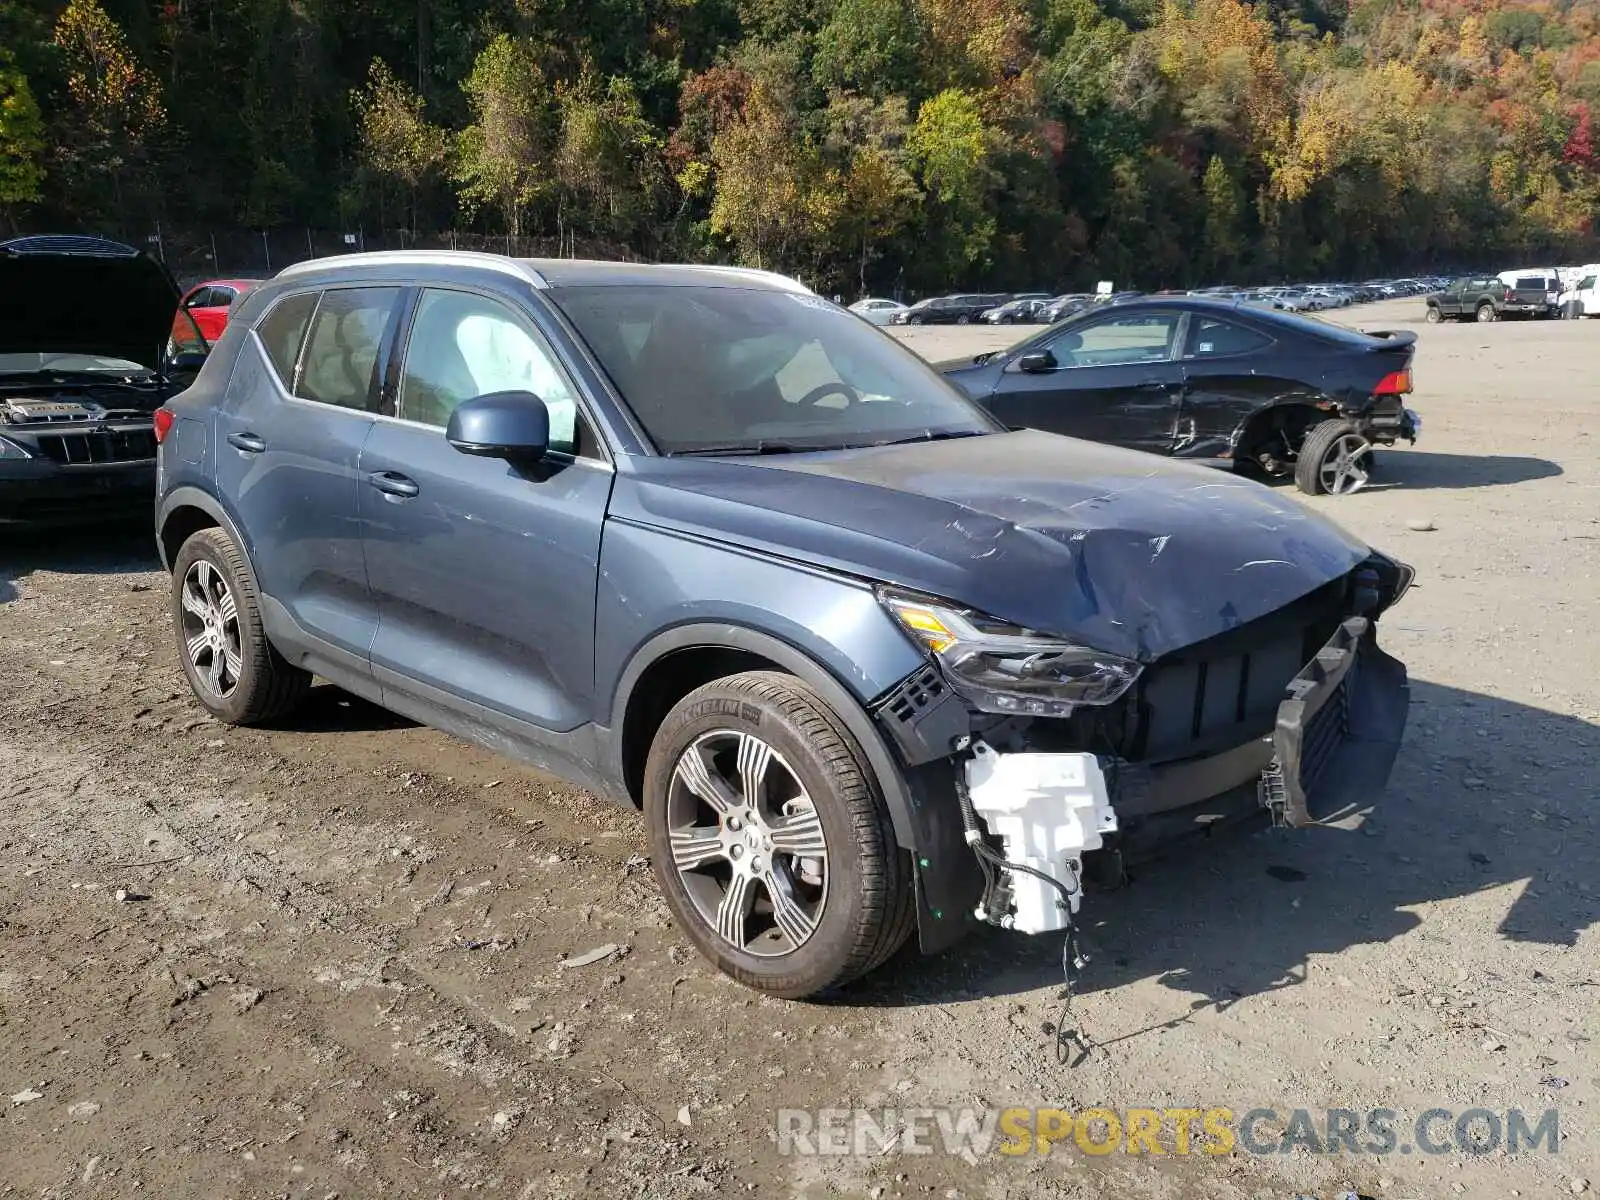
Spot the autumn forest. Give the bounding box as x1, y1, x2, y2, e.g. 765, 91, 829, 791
2, 0, 1599, 292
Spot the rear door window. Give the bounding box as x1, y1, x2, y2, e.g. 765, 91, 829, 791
1183, 317, 1272, 359
295, 287, 401, 411
254, 291, 321, 392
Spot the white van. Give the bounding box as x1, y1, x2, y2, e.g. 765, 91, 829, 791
1558, 265, 1600, 317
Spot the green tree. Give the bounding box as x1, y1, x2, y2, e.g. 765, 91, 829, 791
50, 0, 165, 215
1201, 154, 1242, 274
708, 84, 825, 269
824, 94, 921, 290
0, 50, 45, 224
353, 58, 449, 232
454, 34, 553, 237
907, 88, 997, 281
814, 0, 923, 99
554, 73, 667, 249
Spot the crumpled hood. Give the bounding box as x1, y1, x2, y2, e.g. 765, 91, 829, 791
613, 429, 1374, 662
0, 248, 181, 368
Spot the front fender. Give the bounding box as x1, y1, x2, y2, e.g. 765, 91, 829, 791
602, 609, 984, 954
594, 516, 989, 947
594, 517, 926, 718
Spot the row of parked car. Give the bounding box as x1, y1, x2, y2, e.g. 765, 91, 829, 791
848, 293, 1117, 326
850, 277, 1447, 328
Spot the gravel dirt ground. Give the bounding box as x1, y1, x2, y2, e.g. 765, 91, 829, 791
1, 298, 1595, 1199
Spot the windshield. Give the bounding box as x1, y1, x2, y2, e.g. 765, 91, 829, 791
547, 284, 999, 454
0, 351, 155, 377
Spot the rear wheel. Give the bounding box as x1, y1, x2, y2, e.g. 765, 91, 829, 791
1295, 419, 1373, 496
643, 671, 914, 999
170, 527, 311, 724
956, 314, 971, 325
1476, 302, 1497, 323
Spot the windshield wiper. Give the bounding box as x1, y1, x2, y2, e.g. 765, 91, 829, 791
669, 441, 816, 457
870, 429, 990, 447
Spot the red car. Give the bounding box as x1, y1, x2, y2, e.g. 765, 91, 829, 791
173, 278, 261, 345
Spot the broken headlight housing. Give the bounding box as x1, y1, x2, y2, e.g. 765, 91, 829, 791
878, 586, 1142, 717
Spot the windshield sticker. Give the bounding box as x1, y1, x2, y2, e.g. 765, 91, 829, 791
789, 293, 840, 312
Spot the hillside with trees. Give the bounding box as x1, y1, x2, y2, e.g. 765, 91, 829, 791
1, 0, 1598, 292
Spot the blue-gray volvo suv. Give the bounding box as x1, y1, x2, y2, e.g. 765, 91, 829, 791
154, 252, 1412, 998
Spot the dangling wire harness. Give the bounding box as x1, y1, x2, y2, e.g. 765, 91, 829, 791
953, 740, 1092, 1065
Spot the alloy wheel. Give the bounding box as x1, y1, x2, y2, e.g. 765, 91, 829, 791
1318, 432, 1372, 495
666, 730, 829, 958
179, 559, 243, 700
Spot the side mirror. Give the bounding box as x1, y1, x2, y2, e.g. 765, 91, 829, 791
446, 390, 550, 462
1016, 350, 1056, 373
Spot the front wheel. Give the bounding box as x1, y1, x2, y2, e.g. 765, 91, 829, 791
643, 671, 915, 998
1295, 419, 1374, 496
956, 314, 971, 325
1424, 306, 1441, 324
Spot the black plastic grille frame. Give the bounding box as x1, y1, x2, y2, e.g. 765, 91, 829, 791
32, 428, 157, 465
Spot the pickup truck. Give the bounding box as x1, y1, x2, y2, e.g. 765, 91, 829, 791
1425, 274, 1558, 322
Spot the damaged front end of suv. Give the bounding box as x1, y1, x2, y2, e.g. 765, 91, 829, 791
848, 463, 1413, 949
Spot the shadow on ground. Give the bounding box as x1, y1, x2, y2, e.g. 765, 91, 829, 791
265, 683, 419, 734
0, 521, 157, 605
847, 677, 1597, 1011
1363, 449, 1564, 491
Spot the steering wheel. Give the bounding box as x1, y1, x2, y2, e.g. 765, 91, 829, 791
796, 381, 860, 409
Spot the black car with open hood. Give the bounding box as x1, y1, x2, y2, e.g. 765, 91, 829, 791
0, 235, 206, 525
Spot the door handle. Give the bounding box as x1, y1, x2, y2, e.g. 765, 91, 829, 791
227, 431, 266, 453
367, 471, 419, 498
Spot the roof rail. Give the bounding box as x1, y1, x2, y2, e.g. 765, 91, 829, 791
705, 265, 815, 295
276, 250, 547, 286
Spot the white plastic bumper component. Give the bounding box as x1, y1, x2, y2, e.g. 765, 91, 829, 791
963, 742, 1118, 934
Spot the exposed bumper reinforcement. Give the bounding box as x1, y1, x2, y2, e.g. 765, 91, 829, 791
1260, 616, 1409, 827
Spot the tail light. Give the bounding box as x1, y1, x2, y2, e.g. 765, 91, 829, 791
1373, 369, 1412, 396
152, 407, 175, 444
1504, 289, 1514, 301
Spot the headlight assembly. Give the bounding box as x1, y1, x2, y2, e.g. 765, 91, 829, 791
878, 586, 1141, 717
0, 436, 33, 460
